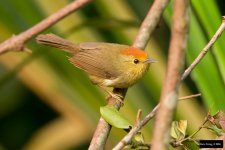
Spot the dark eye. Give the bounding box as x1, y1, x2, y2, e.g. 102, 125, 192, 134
133, 59, 139, 64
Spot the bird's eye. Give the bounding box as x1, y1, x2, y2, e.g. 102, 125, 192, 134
133, 59, 139, 64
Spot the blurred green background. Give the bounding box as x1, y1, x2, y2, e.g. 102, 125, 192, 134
0, 0, 224, 149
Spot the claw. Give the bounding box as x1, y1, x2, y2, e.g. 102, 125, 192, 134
98, 85, 124, 105
108, 92, 124, 105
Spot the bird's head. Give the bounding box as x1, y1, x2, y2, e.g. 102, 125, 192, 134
117, 47, 156, 81
120, 47, 155, 68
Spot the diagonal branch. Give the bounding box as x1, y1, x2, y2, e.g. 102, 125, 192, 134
113, 105, 159, 150
133, 0, 170, 49
181, 16, 225, 80
0, 0, 93, 54
89, 88, 126, 150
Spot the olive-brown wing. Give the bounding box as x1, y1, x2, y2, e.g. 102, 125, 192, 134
69, 47, 120, 80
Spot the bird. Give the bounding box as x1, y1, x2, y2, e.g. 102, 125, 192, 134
36, 34, 155, 101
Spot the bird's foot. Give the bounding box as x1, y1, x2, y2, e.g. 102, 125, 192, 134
97, 85, 124, 105
108, 92, 124, 105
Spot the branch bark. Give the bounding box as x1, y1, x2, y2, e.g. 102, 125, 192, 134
89, 88, 126, 150
113, 105, 159, 150
133, 0, 170, 49
151, 0, 190, 149
0, 0, 93, 54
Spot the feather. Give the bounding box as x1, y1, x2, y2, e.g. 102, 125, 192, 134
69, 46, 121, 80
36, 34, 79, 53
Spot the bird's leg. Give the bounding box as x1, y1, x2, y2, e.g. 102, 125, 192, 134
98, 85, 124, 105
108, 91, 124, 104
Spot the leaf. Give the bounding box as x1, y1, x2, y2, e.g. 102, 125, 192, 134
170, 120, 187, 140
100, 106, 132, 129
177, 120, 188, 136
126, 131, 146, 149
133, 131, 145, 144
206, 125, 225, 136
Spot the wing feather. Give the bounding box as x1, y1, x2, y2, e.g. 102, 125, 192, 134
69, 47, 120, 79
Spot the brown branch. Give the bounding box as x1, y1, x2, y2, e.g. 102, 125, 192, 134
181, 16, 225, 80
0, 0, 93, 54
135, 109, 142, 126
89, 88, 126, 150
90, 0, 170, 150
151, 0, 190, 149
133, 0, 170, 49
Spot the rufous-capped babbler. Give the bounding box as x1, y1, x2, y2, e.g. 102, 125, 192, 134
36, 34, 156, 100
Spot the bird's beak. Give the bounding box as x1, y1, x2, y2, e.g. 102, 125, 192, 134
143, 58, 157, 64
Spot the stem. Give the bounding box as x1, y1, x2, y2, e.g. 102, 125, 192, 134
179, 93, 201, 100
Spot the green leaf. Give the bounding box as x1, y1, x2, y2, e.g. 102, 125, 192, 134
206, 125, 225, 136
133, 131, 145, 144
100, 106, 132, 129
170, 120, 187, 140
126, 131, 148, 149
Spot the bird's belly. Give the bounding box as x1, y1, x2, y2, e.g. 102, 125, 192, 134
89, 75, 130, 88
102, 79, 116, 87
102, 75, 139, 88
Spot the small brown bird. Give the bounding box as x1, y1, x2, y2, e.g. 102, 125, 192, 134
36, 34, 155, 99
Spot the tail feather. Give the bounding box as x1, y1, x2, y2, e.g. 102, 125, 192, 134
36, 34, 79, 53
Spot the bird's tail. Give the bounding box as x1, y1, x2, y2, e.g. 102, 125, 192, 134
36, 34, 79, 53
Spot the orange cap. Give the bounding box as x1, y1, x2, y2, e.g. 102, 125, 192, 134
122, 47, 148, 61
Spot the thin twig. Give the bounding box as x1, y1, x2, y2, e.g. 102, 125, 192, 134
179, 93, 201, 100
181, 16, 225, 80
0, 0, 93, 54
90, 0, 170, 150
135, 109, 142, 126
113, 105, 159, 150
